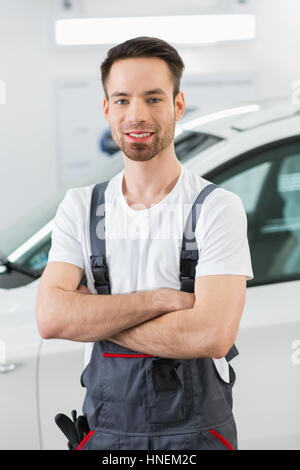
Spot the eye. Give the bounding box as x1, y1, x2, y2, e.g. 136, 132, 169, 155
115, 98, 161, 104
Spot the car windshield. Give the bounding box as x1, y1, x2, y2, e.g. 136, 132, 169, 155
0, 190, 65, 262
174, 130, 223, 162
0, 130, 222, 265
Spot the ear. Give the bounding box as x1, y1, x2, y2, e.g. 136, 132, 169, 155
103, 96, 109, 123
175, 91, 185, 122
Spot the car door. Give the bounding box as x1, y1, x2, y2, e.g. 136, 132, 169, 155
0, 229, 86, 450
10, 233, 87, 450
0, 280, 41, 450
0, 228, 49, 450
202, 137, 300, 449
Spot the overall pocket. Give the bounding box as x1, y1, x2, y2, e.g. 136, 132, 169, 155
211, 359, 236, 410
146, 358, 185, 424
207, 429, 234, 450
77, 430, 119, 450
187, 418, 237, 450
206, 418, 237, 450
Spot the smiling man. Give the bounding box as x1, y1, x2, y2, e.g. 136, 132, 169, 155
106, 63, 177, 164
36, 36, 253, 450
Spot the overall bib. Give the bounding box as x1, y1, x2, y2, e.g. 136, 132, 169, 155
79, 180, 239, 450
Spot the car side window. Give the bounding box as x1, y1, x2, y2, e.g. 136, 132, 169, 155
211, 139, 300, 285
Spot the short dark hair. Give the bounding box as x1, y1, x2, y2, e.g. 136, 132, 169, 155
100, 36, 185, 104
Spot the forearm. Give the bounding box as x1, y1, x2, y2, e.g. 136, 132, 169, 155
37, 287, 166, 342
108, 306, 221, 359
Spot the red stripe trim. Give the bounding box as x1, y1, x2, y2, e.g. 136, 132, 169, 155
103, 353, 154, 358
77, 430, 95, 450
209, 429, 234, 450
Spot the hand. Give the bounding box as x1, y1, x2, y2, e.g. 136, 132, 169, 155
76, 284, 91, 294
157, 287, 195, 313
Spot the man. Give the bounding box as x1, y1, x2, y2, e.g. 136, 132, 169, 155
36, 36, 253, 450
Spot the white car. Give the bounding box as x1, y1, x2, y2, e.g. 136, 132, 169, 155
1, 97, 299, 450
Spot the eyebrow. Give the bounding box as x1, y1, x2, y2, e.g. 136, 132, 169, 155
110, 88, 167, 99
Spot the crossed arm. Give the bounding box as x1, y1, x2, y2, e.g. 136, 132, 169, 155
36, 261, 246, 360
82, 274, 247, 359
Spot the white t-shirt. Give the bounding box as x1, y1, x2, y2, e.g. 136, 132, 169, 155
48, 163, 254, 382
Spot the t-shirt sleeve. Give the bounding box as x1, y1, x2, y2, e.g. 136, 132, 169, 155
195, 189, 254, 280
47, 188, 84, 270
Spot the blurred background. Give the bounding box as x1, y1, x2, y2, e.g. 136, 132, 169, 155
0, 0, 299, 226
0, 0, 299, 450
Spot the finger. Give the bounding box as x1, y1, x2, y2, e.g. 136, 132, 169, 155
77, 285, 91, 294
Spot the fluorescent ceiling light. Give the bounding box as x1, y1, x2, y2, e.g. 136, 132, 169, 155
180, 104, 260, 130
55, 14, 256, 46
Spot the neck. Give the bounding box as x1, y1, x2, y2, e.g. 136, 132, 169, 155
122, 155, 181, 208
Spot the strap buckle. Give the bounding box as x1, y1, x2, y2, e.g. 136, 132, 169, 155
90, 255, 111, 294
179, 249, 198, 282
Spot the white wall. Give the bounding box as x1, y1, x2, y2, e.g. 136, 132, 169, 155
0, 0, 299, 232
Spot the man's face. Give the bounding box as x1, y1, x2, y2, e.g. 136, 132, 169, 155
103, 57, 185, 162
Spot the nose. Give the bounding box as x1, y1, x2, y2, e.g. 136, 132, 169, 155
125, 97, 151, 123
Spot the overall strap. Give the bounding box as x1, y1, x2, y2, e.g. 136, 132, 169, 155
179, 183, 239, 363
180, 183, 218, 293
89, 180, 111, 295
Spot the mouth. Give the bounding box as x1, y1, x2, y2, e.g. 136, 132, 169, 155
124, 132, 155, 143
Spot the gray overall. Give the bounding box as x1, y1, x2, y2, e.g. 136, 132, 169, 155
79, 180, 239, 450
